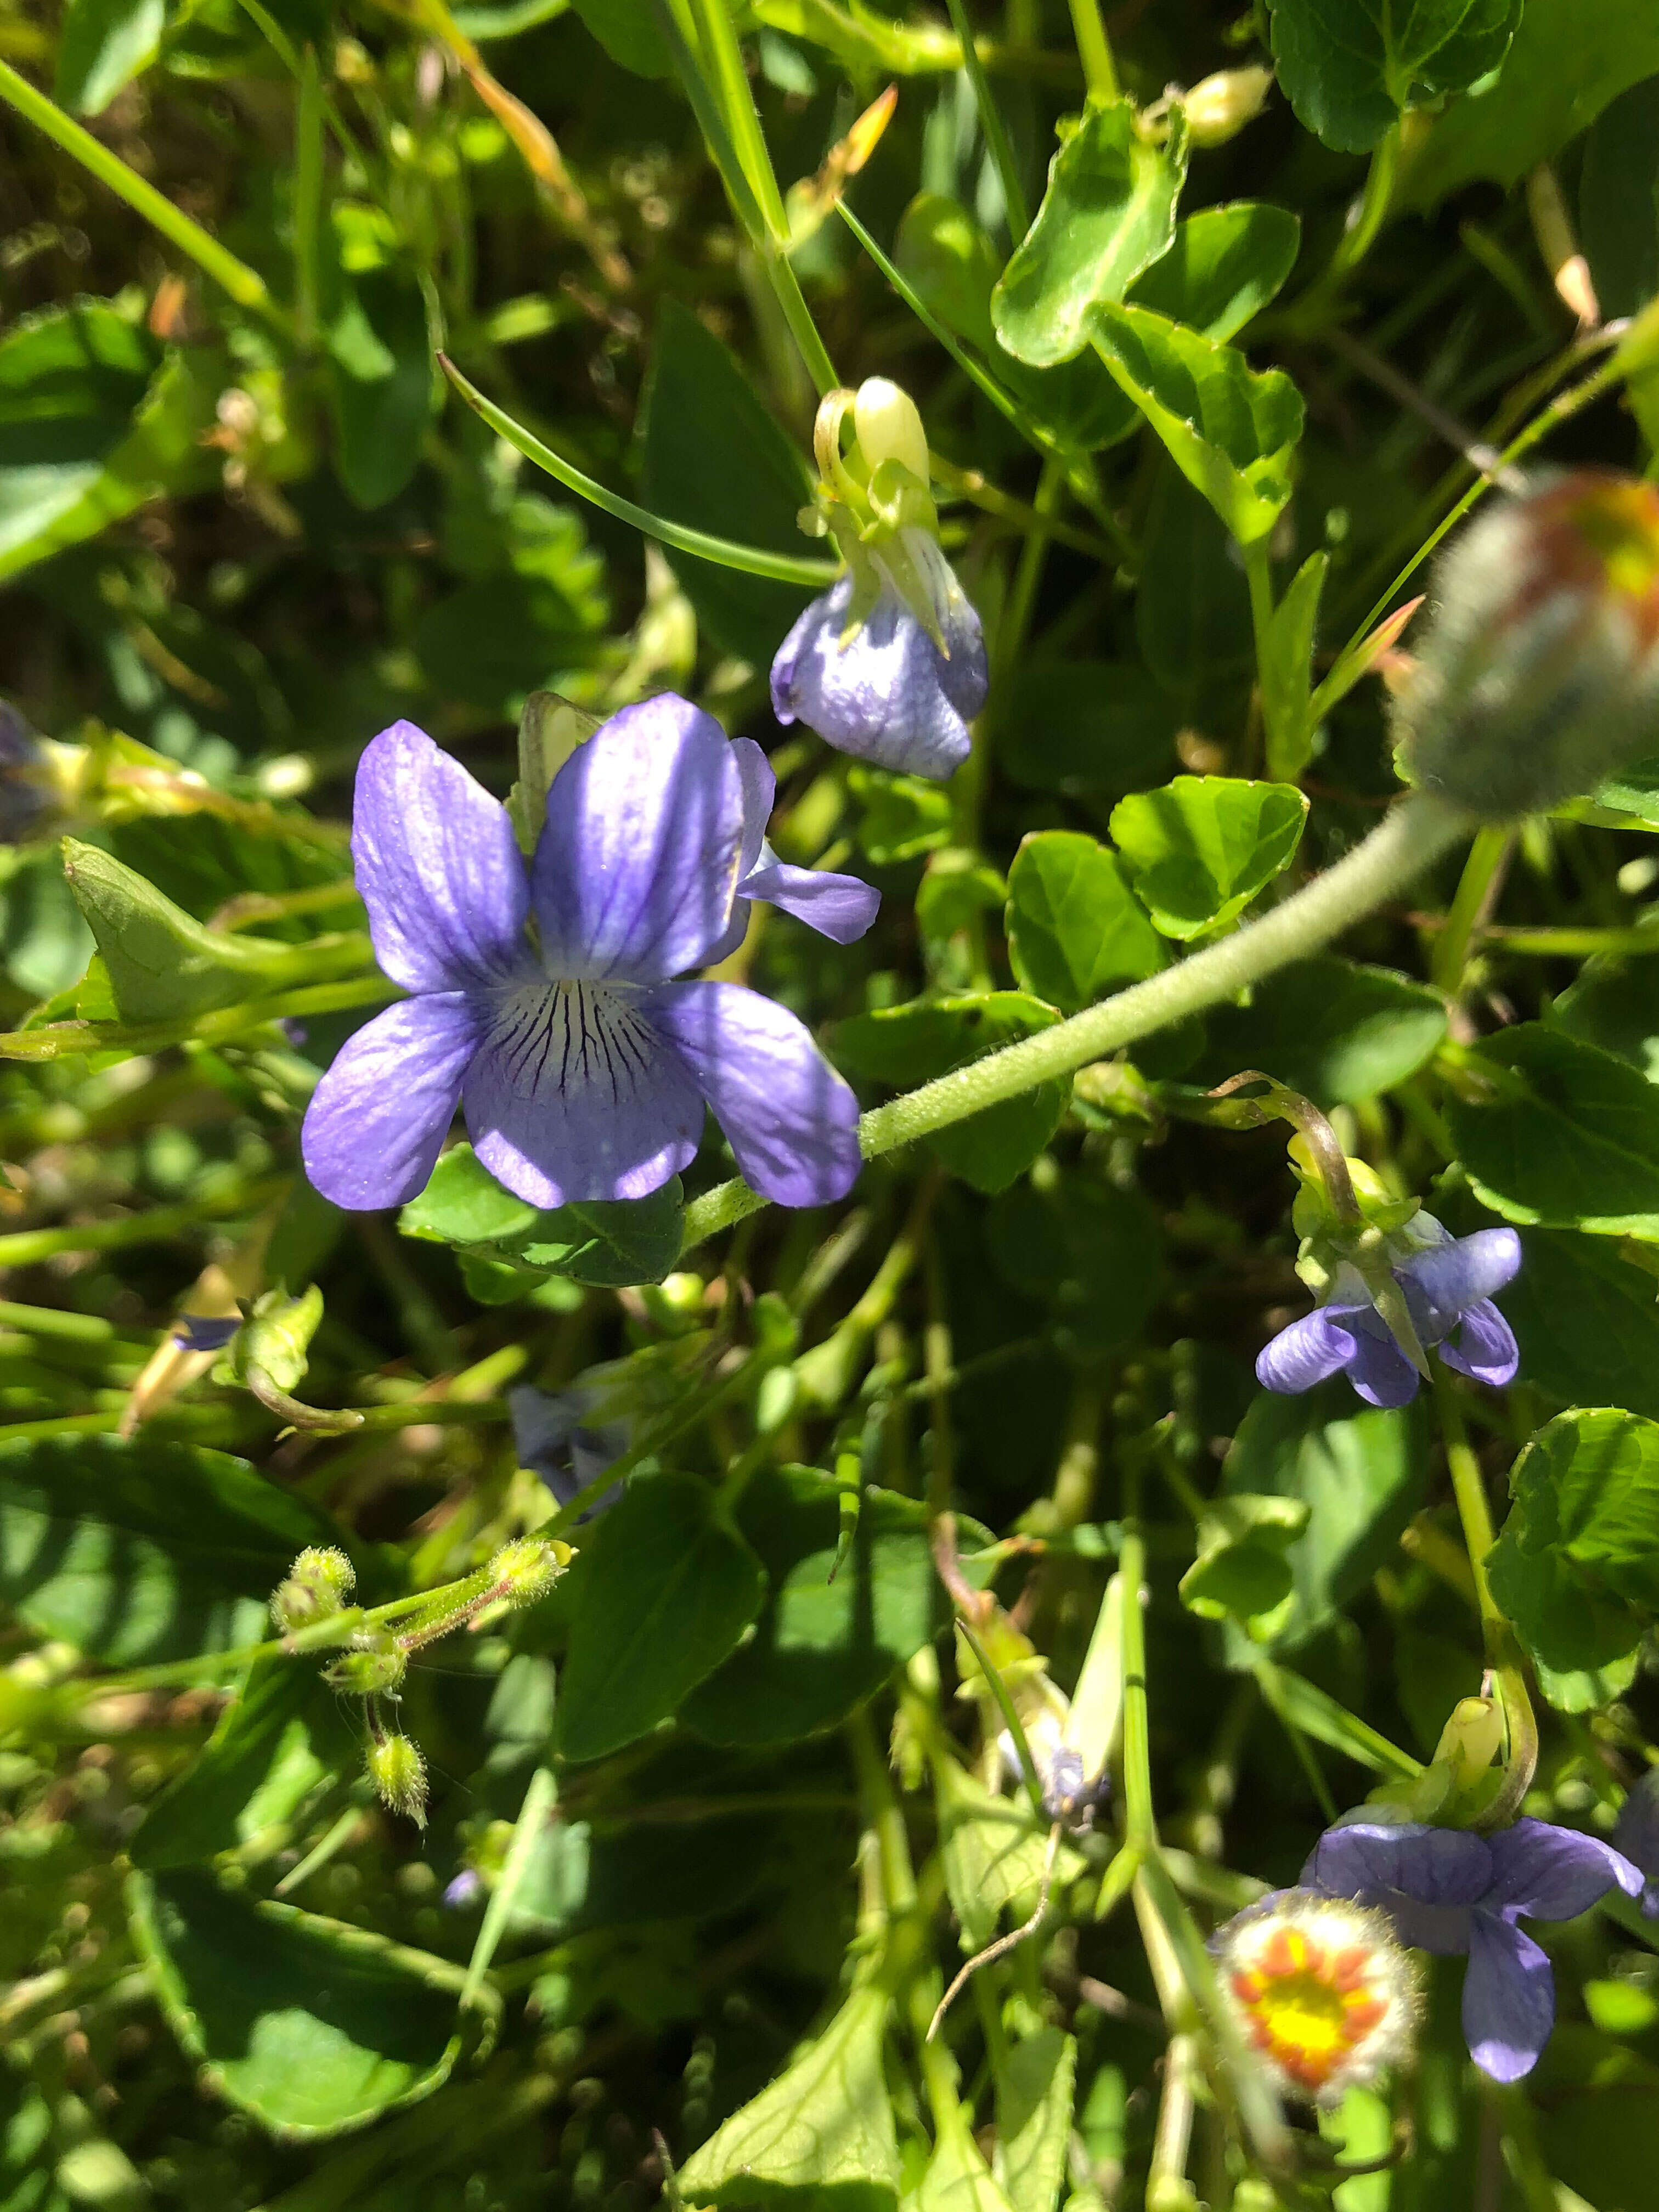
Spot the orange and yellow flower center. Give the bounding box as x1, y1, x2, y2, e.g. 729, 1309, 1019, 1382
1230, 1926, 1390, 2095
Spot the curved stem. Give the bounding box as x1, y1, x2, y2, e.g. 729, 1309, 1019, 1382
439, 356, 837, 583
681, 791, 1473, 1252
1066, 0, 1118, 102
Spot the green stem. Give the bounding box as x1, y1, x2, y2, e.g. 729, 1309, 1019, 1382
1430, 825, 1512, 996
681, 792, 1473, 1254
660, 0, 838, 394
1291, 125, 1400, 327
1118, 1483, 1156, 1855
1066, 0, 1118, 101
943, 0, 1029, 234
0, 59, 291, 333
438, 354, 836, 581
0, 975, 391, 1064
1433, 1365, 1539, 1822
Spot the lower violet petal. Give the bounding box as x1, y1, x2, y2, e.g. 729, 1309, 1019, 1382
1464, 1913, 1556, 2083
1255, 1308, 1361, 1395
646, 979, 861, 1208
463, 981, 703, 1209
1344, 1316, 1424, 1408
302, 994, 482, 1211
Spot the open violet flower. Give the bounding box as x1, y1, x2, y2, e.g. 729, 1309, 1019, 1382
301, 699, 878, 1215
770, 532, 988, 782
1304, 1816, 1643, 2082
1257, 1214, 1522, 1409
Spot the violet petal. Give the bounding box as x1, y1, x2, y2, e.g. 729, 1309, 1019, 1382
770, 575, 978, 781
1464, 1912, 1555, 2082
462, 981, 703, 1210
532, 696, 747, 984
738, 860, 881, 944
1255, 1307, 1361, 1394
351, 721, 529, 992
1438, 1299, 1520, 1388
1401, 1227, 1523, 1333
302, 994, 482, 1211
1485, 1816, 1644, 1921
645, 978, 861, 1207
1302, 1820, 1493, 1949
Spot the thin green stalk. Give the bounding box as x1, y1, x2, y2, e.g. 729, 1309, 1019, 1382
656, 0, 838, 394
943, 0, 1029, 234
1118, 1491, 1156, 1854
681, 792, 1474, 1252
292, 45, 325, 347
1066, 0, 1118, 101
1430, 825, 1513, 995
1434, 1366, 1538, 1822
439, 354, 836, 582
0, 975, 391, 1064
0, 59, 291, 332
1290, 125, 1400, 327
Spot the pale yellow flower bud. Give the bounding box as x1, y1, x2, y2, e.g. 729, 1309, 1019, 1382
1184, 65, 1274, 148
853, 378, 929, 486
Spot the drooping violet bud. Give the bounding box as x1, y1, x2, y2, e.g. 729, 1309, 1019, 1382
1393, 471, 1659, 818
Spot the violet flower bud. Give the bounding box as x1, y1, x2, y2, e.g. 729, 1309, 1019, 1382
1394, 471, 1659, 819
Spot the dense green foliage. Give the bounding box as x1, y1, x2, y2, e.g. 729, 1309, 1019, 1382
5, 3, 1659, 2209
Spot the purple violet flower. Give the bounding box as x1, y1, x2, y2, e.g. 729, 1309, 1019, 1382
509, 1383, 625, 1522
1304, 1816, 1643, 2082
770, 529, 988, 781
1257, 1215, 1522, 1408
171, 1313, 241, 1353
301, 699, 877, 1214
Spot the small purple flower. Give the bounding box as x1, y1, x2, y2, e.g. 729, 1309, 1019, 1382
1304, 1816, 1644, 2082
509, 1383, 625, 1522
1613, 1772, 1659, 1917
0, 701, 50, 842
771, 529, 988, 781
171, 1313, 241, 1353
1257, 1215, 1522, 1408
301, 699, 877, 1214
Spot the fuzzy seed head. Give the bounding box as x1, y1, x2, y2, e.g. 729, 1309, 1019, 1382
368, 1733, 428, 1827
270, 1545, 356, 1633
1214, 1888, 1421, 2106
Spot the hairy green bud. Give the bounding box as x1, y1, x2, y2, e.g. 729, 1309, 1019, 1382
270, 1545, 356, 1633
367, 1732, 427, 1827
323, 1633, 406, 1695
1394, 471, 1659, 818
488, 1537, 570, 1608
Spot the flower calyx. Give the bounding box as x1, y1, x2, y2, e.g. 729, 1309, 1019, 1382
804, 379, 951, 651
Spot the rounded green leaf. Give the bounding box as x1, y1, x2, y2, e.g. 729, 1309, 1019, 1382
555, 1472, 765, 1763
1447, 1025, 1659, 1237
1006, 831, 1167, 1013
1109, 775, 1308, 939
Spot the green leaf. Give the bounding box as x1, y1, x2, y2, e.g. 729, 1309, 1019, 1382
1268, 0, 1523, 154
999, 662, 1179, 798
678, 1982, 901, 2210
55, 0, 163, 112
682, 1468, 952, 1747
992, 100, 1190, 369
126, 1870, 470, 2137
1219, 1385, 1429, 1654
1179, 1493, 1311, 1639
0, 1435, 337, 1665
1487, 1409, 1659, 1709
641, 299, 812, 666
985, 1169, 1164, 1361
1399, 0, 1659, 204
1088, 303, 1305, 544
325, 261, 436, 511
1127, 204, 1303, 342
555, 1473, 764, 1763
994, 2028, 1076, 2212
1108, 776, 1308, 940
0, 309, 219, 584
398, 1143, 684, 1286
1195, 957, 1448, 1106
1135, 466, 1255, 693
571, 0, 670, 73
1501, 1227, 1659, 1423
1551, 958, 1659, 1081
1259, 550, 1328, 781
1579, 80, 1659, 321
849, 765, 956, 865
910, 2113, 1019, 2212
934, 1758, 1067, 1953
133, 1657, 354, 1872
1446, 1025, 1659, 1236
916, 850, 1009, 946
1005, 831, 1167, 1013
60, 840, 319, 1022
830, 994, 1069, 1194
